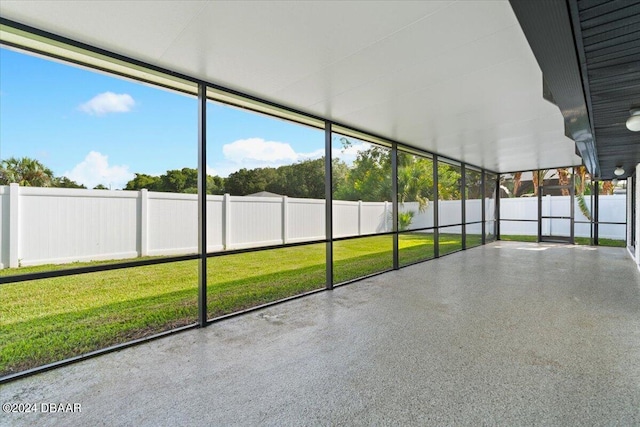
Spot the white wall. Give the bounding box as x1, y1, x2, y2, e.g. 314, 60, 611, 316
0, 185, 628, 268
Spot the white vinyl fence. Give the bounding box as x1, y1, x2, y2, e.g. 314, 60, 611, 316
500, 195, 626, 239
0, 185, 388, 268
0, 184, 626, 268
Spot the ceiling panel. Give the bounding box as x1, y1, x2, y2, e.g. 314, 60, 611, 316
0, 0, 583, 173
577, 0, 640, 179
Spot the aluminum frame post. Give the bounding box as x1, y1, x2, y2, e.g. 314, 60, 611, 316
325, 122, 334, 289
197, 83, 208, 327
392, 143, 399, 269
461, 164, 467, 250
433, 156, 439, 257
481, 170, 486, 245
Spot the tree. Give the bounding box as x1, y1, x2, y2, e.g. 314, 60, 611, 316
53, 176, 86, 189
397, 152, 433, 211
557, 167, 571, 196
125, 169, 226, 194
93, 184, 109, 190
160, 168, 199, 193
0, 157, 54, 187
464, 169, 483, 200
267, 158, 326, 199
436, 163, 462, 200
334, 143, 392, 202
125, 173, 161, 191
207, 175, 226, 195
225, 167, 278, 196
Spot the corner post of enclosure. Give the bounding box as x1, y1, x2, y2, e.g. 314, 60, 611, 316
433, 157, 440, 257
570, 167, 575, 244
325, 121, 334, 289
496, 175, 501, 240
392, 143, 399, 269
481, 170, 486, 245
537, 171, 543, 243
461, 163, 467, 250
197, 83, 208, 327
594, 180, 600, 246
590, 180, 594, 246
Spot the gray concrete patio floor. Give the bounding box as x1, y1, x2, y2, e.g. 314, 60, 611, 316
2, 241, 640, 426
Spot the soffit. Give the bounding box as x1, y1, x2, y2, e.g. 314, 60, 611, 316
575, 0, 640, 179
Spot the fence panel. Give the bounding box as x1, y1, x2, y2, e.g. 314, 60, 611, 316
0, 186, 627, 269
206, 195, 225, 251
332, 201, 359, 238
0, 187, 7, 268
229, 195, 282, 249
288, 197, 325, 242
438, 200, 463, 226
360, 202, 389, 234
18, 187, 138, 266
147, 192, 199, 256
399, 201, 434, 230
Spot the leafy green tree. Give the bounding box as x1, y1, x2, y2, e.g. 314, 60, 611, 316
334, 143, 392, 202
397, 152, 433, 211
207, 175, 226, 195
93, 184, 109, 190
331, 158, 349, 195
53, 176, 86, 189
0, 156, 54, 187
125, 169, 226, 194
225, 167, 278, 196
464, 169, 483, 200
267, 158, 326, 198
160, 168, 199, 193
125, 173, 162, 191
437, 163, 462, 200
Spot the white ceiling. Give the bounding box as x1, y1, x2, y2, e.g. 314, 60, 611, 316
0, 0, 583, 172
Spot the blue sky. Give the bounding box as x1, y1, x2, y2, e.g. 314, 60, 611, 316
0, 47, 364, 189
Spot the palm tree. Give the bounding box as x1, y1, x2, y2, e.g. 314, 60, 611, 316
557, 167, 571, 196
0, 157, 54, 187
512, 171, 523, 197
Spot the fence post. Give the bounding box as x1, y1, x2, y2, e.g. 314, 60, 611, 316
546, 194, 552, 235
358, 200, 362, 235
139, 189, 149, 257
282, 196, 289, 244
384, 201, 389, 232
9, 183, 19, 268
223, 193, 231, 250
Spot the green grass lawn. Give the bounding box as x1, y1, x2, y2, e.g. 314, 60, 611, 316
574, 236, 626, 247
0, 233, 469, 376
499, 234, 538, 242
499, 234, 625, 247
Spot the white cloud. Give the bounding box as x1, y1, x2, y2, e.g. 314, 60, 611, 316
79, 92, 135, 116
63, 151, 133, 189
334, 141, 368, 164
206, 164, 217, 176
299, 148, 325, 159
218, 138, 324, 176
223, 138, 299, 164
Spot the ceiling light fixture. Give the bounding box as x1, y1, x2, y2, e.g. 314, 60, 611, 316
614, 166, 624, 176
627, 107, 640, 131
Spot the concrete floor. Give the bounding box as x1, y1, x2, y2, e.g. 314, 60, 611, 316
2, 241, 640, 426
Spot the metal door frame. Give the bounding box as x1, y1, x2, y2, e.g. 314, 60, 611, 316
538, 170, 575, 244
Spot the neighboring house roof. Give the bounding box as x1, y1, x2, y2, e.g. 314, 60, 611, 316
246, 191, 282, 197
